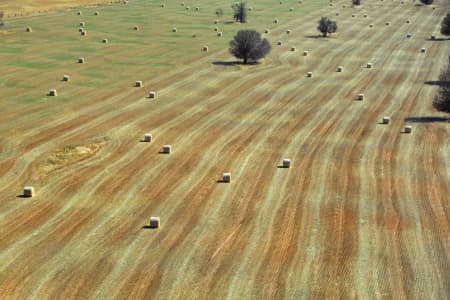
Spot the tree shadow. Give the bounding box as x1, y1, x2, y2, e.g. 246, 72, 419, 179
404, 116, 449, 123
424, 80, 450, 86
304, 34, 323, 39
212, 61, 260, 66
427, 37, 448, 41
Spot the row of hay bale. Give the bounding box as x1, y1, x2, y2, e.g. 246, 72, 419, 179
77, 11, 99, 16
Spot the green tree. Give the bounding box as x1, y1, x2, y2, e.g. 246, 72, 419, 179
229, 30, 271, 64
215, 8, 223, 20
440, 13, 450, 36
433, 63, 450, 115
420, 0, 434, 4
317, 17, 337, 37
232, 1, 247, 23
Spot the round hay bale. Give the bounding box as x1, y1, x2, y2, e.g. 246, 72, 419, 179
94, 11, 99, 16
161, 4, 165, 8
195, 7, 199, 11
134, 26, 139, 31
369, 24, 374, 28
357, 93, 364, 101
431, 35, 436, 40
214, 27, 219, 32
163, 145, 171, 154
49, 89, 58, 96
144, 133, 152, 142
303, 50, 309, 56
214, 19, 218, 24
172, 27, 177, 32
185, 6, 190, 10
404, 125, 412, 133
291, 46, 296, 51
222, 172, 231, 183
63, 75, 70, 81
336, 12, 340, 16
136, 80, 143, 87
386, 22, 390, 26
337, 66, 343, 72
248, 7, 253, 11
23, 186, 35, 197
363, 14, 368, 18
367, 62, 373, 68
79, 27, 84, 33
77, 11, 82, 15
80, 22, 85, 27
202, 45, 208, 52
26, 27, 32, 32
181, 2, 185, 6
352, 14, 356, 17
421, 48, 426, 53
277, 41, 282, 46
81, 30, 87, 36
382, 116, 390, 124
406, 33, 412, 38
282, 159, 291, 168
286, 29, 291, 34
149, 216, 160, 228
149, 91, 156, 98
307, 71, 312, 77
264, 29, 270, 34
290, 7, 294, 11
78, 57, 85, 64
217, 31, 223, 37
102, 38, 108, 43
274, 19, 279, 24
406, 20, 410, 24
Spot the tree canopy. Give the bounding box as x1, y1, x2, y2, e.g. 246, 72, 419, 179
229, 30, 271, 64
433, 62, 450, 114
232, 1, 247, 23
441, 13, 450, 36
317, 17, 337, 37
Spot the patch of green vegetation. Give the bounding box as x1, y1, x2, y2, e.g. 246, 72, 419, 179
12, 60, 60, 70
46, 52, 76, 61
0, 46, 24, 54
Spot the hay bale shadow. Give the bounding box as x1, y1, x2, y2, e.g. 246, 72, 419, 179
16, 194, 29, 198
142, 225, 157, 229
404, 116, 449, 123
158, 151, 169, 154
277, 165, 288, 168
216, 179, 228, 183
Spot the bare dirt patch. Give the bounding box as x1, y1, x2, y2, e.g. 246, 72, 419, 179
38, 139, 107, 177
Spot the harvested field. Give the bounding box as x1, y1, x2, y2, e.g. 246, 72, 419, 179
0, 0, 449, 299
